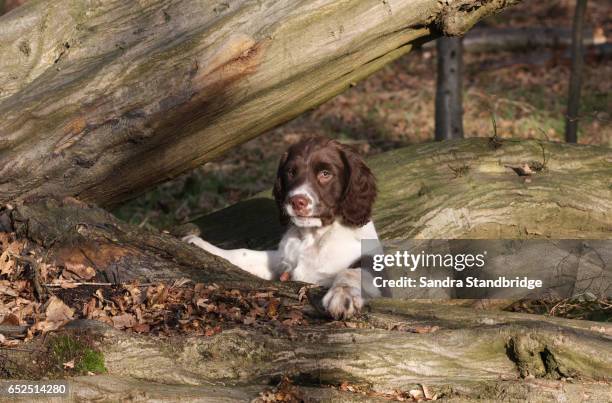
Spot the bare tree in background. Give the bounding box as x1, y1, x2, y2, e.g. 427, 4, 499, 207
565, 0, 588, 143
435, 37, 464, 140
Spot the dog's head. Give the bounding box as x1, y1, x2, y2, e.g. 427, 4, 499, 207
273, 137, 376, 228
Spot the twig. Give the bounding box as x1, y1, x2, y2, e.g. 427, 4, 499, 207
488, 111, 503, 149
44, 282, 159, 288
43, 281, 212, 288
44, 282, 113, 287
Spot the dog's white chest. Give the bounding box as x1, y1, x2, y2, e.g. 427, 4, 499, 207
279, 230, 326, 284
278, 222, 365, 286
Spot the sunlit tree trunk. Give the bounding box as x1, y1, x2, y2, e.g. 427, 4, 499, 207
0, 0, 520, 206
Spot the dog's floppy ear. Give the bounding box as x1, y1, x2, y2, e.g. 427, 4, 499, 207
272, 151, 290, 226
337, 143, 377, 227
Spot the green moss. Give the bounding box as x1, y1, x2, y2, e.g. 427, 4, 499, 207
76, 348, 106, 374
50, 335, 106, 375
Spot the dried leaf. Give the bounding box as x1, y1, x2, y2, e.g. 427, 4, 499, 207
0, 285, 19, 297
125, 284, 145, 304
31, 319, 62, 333
45, 296, 74, 323
132, 323, 150, 333
507, 164, 534, 176
94, 288, 105, 301
0, 251, 15, 275
421, 384, 434, 400
0, 313, 20, 326
82, 298, 98, 317
112, 313, 136, 329
409, 389, 424, 400
267, 299, 280, 318
147, 284, 168, 306
63, 262, 96, 280
171, 277, 192, 288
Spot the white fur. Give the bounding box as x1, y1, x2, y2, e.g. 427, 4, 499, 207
183, 220, 382, 319
290, 217, 323, 227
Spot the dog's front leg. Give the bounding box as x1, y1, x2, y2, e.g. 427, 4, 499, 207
182, 235, 281, 280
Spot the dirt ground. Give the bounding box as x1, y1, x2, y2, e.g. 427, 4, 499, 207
113, 0, 611, 230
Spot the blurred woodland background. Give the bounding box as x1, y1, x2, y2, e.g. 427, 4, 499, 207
108, 0, 611, 230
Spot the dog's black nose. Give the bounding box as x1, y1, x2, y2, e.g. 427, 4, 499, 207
289, 195, 309, 212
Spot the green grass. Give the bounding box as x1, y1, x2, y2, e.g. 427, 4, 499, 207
50, 335, 106, 375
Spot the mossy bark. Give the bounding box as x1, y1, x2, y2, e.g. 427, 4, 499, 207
5, 309, 611, 402
0, 0, 521, 207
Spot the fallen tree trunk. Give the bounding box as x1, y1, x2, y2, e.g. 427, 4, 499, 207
0, 0, 521, 207
194, 138, 612, 248
1, 139, 610, 401
68, 303, 612, 388
4, 307, 612, 401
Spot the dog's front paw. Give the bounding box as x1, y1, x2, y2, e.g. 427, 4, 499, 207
322, 285, 363, 320
182, 234, 201, 245
182, 234, 211, 251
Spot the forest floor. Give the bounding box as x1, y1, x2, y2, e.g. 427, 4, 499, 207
114, 0, 611, 231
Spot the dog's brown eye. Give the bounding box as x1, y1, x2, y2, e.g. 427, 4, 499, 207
286, 167, 296, 178
318, 170, 333, 182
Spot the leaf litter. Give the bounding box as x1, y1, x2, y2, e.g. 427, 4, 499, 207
0, 231, 308, 347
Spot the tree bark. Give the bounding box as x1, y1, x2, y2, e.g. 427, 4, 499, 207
435, 37, 464, 140
0, 0, 521, 207
5, 306, 612, 401
565, 0, 588, 143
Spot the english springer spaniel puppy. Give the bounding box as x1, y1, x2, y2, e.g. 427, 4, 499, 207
183, 136, 381, 319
